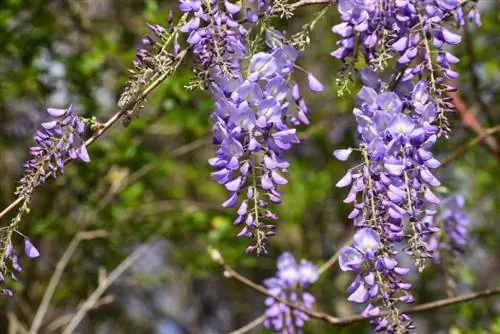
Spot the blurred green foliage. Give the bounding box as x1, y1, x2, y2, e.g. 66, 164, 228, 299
0, 0, 499, 333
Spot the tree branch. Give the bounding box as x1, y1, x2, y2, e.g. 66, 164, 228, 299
0, 51, 187, 222
213, 249, 500, 331
441, 124, 500, 167
447, 91, 500, 161
229, 315, 267, 334
61, 240, 156, 334
29, 230, 107, 334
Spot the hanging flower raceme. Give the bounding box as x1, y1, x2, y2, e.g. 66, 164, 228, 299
16, 106, 89, 199
331, 0, 481, 133
179, 0, 248, 84
334, 71, 446, 331
263, 252, 318, 333
335, 72, 441, 270
208, 29, 323, 254
427, 194, 469, 294
436, 195, 468, 257
339, 228, 415, 332
0, 236, 40, 297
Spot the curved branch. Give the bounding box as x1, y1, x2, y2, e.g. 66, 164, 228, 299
215, 249, 500, 330
441, 124, 500, 167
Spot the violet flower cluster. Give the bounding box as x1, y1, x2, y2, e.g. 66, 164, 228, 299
0, 238, 40, 297
429, 194, 468, 262
340, 228, 415, 332
331, 0, 480, 132
263, 252, 319, 333
17, 106, 90, 199
178, 0, 323, 253
207, 29, 323, 254
334, 71, 446, 331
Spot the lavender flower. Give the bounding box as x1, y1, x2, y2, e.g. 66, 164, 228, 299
427, 195, 469, 294
334, 70, 448, 331
331, 0, 481, 133
208, 29, 322, 254
16, 106, 89, 199
339, 228, 415, 332
264, 252, 318, 333
0, 237, 40, 296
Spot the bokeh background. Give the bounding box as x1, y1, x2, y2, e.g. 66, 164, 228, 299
0, 0, 499, 333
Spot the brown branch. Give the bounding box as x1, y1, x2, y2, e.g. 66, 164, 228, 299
61, 240, 156, 334
336, 287, 500, 326
0, 52, 187, 222
29, 230, 108, 334
208, 248, 340, 324
229, 315, 267, 334
212, 249, 500, 331
441, 124, 500, 166
447, 91, 500, 160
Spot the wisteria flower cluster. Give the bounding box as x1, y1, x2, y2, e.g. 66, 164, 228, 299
333, 70, 450, 330
434, 195, 468, 258
340, 228, 415, 332
0, 237, 40, 297
427, 194, 469, 294
202, 22, 323, 253
17, 105, 90, 199
0, 1, 483, 333
263, 252, 319, 333
331, 0, 480, 132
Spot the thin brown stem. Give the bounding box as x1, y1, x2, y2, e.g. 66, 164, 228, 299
213, 249, 500, 330
0, 51, 187, 222
61, 240, 156, 334
229, 315, 267, 334
441, 124, 500, 167
29, 230, 107, 334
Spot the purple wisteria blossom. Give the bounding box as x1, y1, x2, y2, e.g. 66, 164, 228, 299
0, 237, 40, 296
334, 70, 447, 331
339, 228, 415, 332
16, 106, 89, 199
264, 252, 318, 333
207, 27, 323, 254
331, 0, 481, 133
428, 195, 469, 262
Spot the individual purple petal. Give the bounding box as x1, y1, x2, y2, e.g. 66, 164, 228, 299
339, 246, 364, 271
24, 239, 40, 258
348, 283, 369, 303
353, 228, 381, 254
333, 148, 353, 161
307, 73, 324, 92
441, 27, 462, 44
336, 171, 353, 188
77, 145, 90, 163
47, 108, 67, 118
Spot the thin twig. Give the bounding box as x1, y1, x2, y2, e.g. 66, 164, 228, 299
29, 230, 107, 334
336, 287, 500, 326
61, 240, 156, 334
229, 315, 267, 334
0, 52, 187, 222
441, 124, 500, 167
317, 235, 352, 276
213, 249, 500, 328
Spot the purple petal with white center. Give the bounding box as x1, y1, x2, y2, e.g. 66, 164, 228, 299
339, 246, 363, 271
353, 228, 381, 254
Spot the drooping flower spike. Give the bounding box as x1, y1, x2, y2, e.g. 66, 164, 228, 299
264, 252, 319, 333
